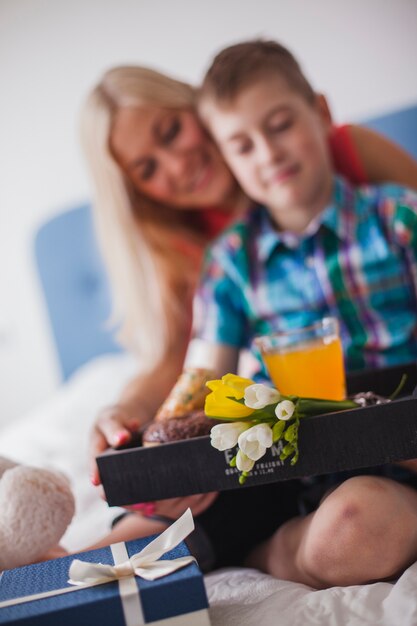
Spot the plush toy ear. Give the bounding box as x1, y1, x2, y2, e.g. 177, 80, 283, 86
0, 465, 75, 571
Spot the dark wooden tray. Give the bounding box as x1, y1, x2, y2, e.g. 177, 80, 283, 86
98, 362, 417, 506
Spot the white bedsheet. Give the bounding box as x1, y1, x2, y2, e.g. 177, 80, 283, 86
1, 353, 416, 625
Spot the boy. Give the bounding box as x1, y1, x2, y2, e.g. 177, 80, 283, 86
191, 40, 417, 588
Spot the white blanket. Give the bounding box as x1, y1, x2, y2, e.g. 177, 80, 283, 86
1, 353, 416, 625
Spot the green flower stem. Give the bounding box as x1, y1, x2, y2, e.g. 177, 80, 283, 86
389, 374, 407, 400
296, 398, 359, 417
207, 376, 406, 485
207, 414, 256, 422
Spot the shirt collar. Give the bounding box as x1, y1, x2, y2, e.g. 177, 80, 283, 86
255, 176, 355, 262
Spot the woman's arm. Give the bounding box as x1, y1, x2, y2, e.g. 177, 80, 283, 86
349, 125, 417, 191
89, 341, 239, 485
89, 343, 187, 485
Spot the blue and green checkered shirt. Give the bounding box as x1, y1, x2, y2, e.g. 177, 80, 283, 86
194, 177, 417, 380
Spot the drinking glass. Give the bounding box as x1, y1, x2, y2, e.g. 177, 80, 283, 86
255, 317, 346, 400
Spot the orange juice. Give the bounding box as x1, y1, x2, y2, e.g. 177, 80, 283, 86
263, 336, 346, 400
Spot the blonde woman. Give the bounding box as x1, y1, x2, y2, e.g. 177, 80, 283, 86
81, 67, 244, 480
81, 65, 417, 569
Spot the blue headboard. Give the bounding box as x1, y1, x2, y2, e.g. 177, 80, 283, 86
34, 204, 121, 380
34, 104, 417, 381
361, 103, 417, 160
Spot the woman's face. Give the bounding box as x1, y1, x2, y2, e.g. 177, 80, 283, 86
110, 106, 236, 209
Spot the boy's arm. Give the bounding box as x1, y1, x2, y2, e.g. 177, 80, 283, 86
190, 241, 249, 376
349, 125, 417, 191
185, 338, 240, 378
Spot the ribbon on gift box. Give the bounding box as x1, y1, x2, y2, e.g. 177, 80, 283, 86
0, 508, 196, 626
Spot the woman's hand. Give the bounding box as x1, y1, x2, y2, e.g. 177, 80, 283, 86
89, 404, 142, 486
89, 357, 188, 487
396, 458, 417, 473
40, 545, 69, 562
126, 492, 219, 520
157, 492, 219, 518
87, 493, 220, 551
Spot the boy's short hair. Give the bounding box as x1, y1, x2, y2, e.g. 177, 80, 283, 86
200, 39, 316, 106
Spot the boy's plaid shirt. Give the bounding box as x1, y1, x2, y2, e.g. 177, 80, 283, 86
194, 177, 417, 380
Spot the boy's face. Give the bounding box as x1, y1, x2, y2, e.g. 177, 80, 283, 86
200, 75, 333, 230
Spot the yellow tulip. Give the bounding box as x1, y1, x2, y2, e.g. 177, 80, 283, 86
205, 374, 256, 419
222, 373, 256, 392
206, 374, 255, 396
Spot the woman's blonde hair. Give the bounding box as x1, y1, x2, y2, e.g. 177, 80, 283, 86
80, 66, 207, 369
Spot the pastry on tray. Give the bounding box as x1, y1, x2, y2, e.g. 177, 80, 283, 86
142, 410, 216, 446
142, 367, 219, 446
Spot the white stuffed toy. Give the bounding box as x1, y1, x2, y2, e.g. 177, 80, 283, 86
0, 456, 75, 571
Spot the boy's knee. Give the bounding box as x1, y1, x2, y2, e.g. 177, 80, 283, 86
299, 476, 404, 584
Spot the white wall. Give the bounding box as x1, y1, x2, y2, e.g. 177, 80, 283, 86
1, 0, 417, 425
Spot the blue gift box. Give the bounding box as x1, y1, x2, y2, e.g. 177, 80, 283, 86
0, 534, 211, 625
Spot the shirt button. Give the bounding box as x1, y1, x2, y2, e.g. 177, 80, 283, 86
305, 256, 315, 268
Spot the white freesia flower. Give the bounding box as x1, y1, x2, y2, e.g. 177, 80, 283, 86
210, 422, 249, 451
236, 450, 255, 472
244, 383, 281, 409
275, 400, 295, 421
238, 423, 273, 461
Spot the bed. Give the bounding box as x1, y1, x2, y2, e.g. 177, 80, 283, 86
1, 104, 417, 625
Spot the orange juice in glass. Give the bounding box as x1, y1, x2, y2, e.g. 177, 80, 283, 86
255, 317, 346, 400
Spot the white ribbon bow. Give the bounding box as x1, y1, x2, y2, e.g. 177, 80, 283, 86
69, 508, 196, 584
